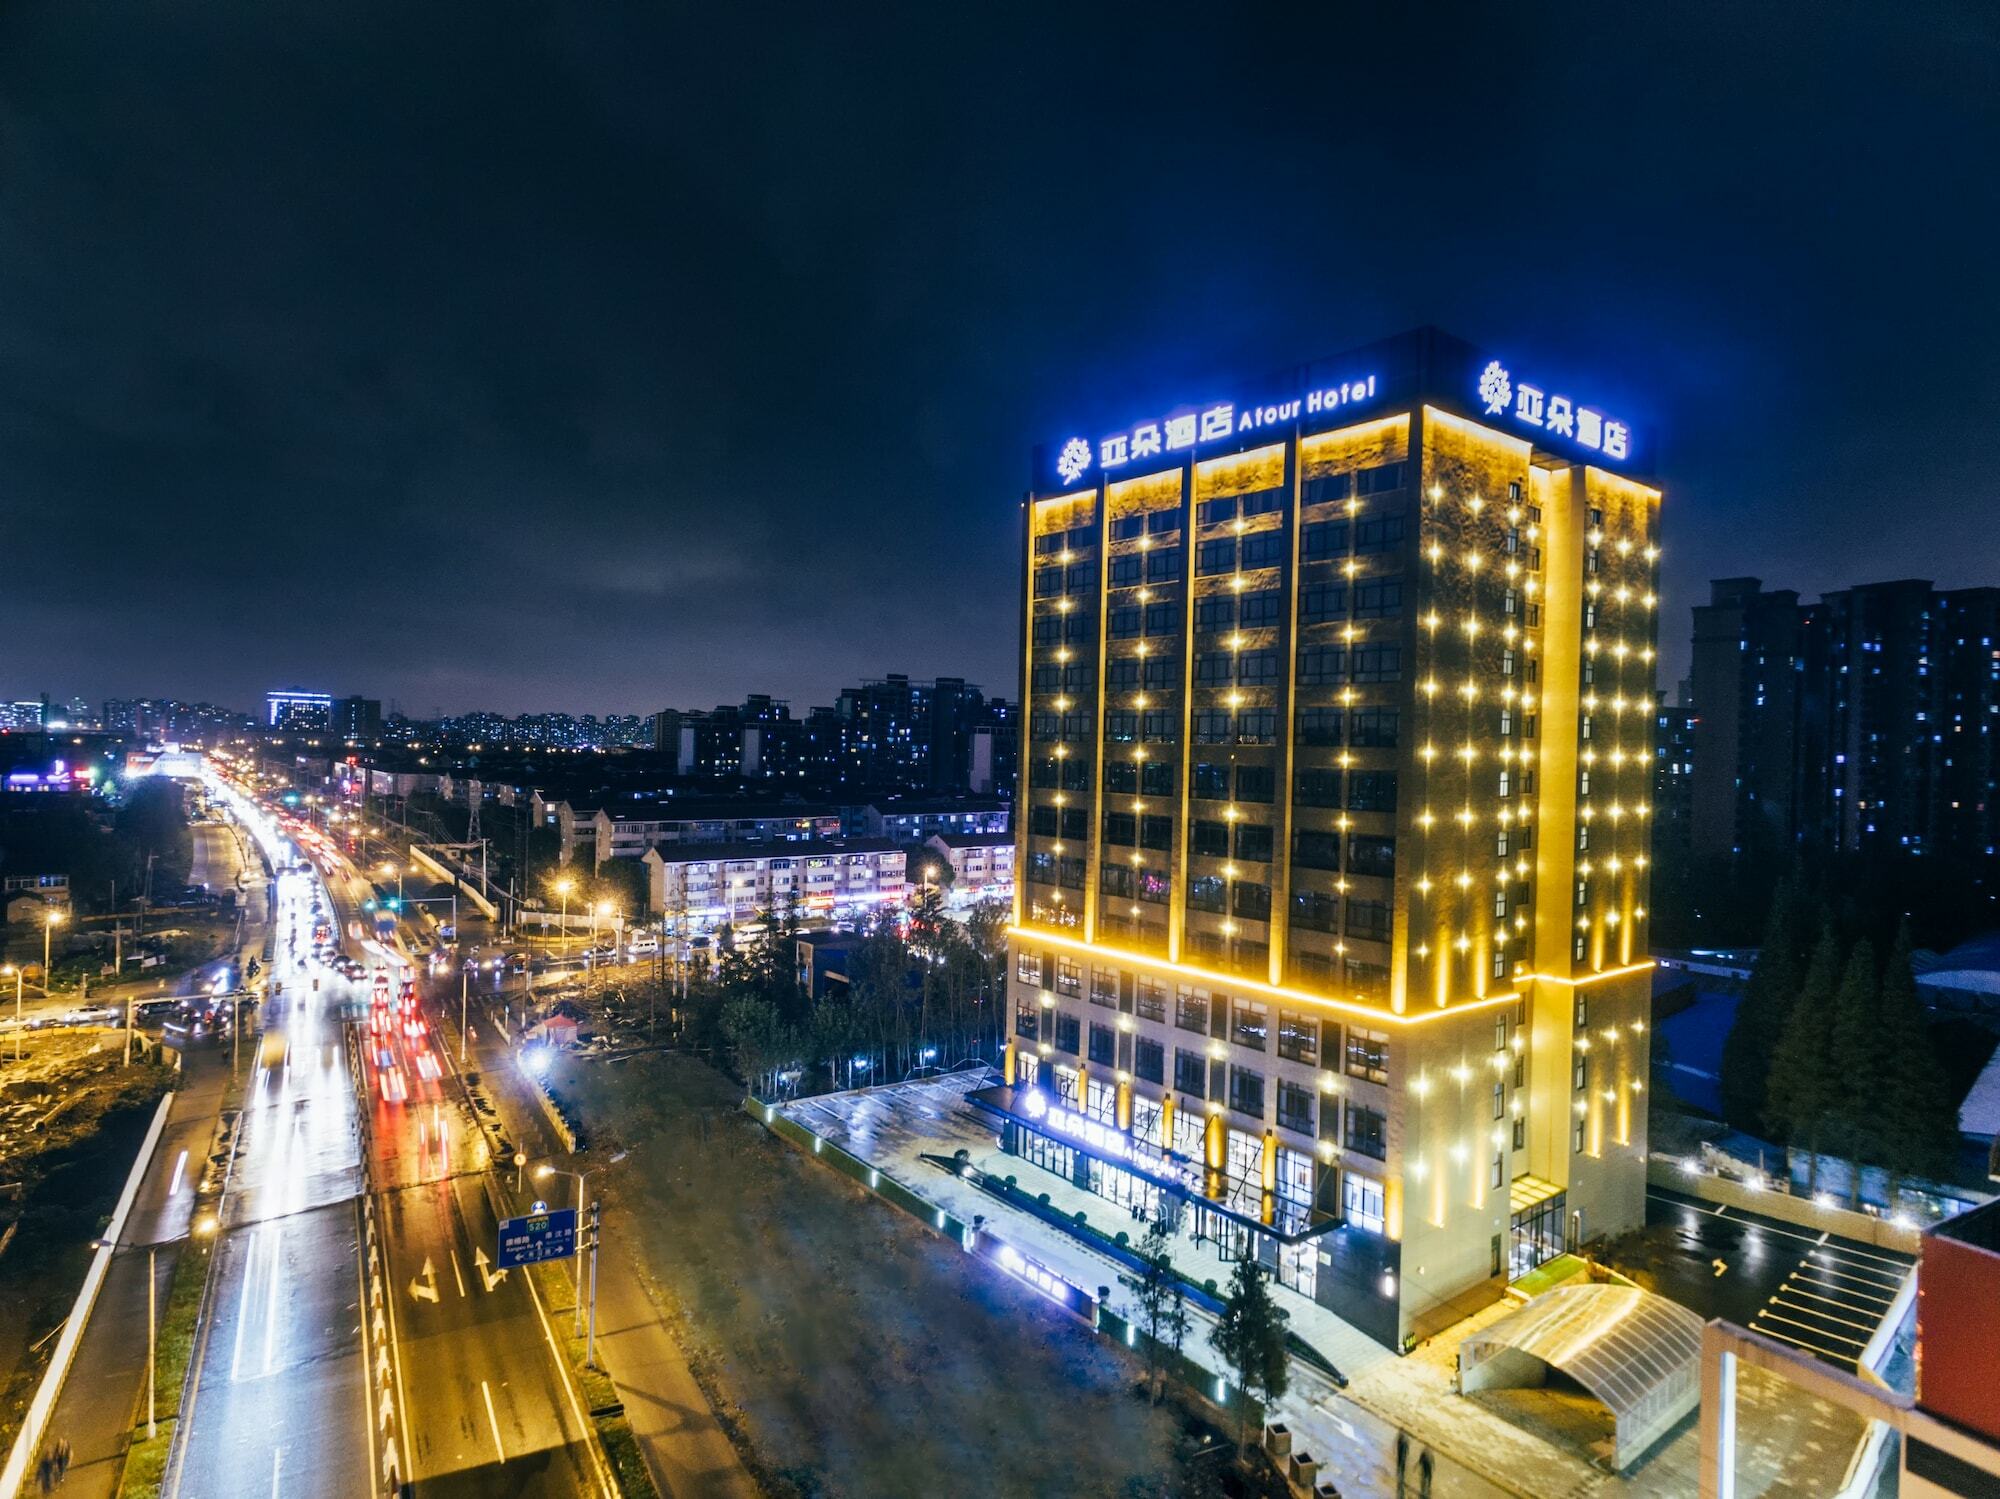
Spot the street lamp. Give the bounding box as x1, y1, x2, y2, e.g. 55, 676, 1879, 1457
553, 877, 575, 957
43, 908, 65, 995
102, 1215, 221, 1441
535, 1160, 614, 1334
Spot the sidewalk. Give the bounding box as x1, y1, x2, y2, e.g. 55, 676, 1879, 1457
40, 1049, 230, 1499
455, 995, 757, 1499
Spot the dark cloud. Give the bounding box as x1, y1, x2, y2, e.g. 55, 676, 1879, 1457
0, 0, 1995, 712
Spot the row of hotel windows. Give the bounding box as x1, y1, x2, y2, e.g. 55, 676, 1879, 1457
1032, 698, 1408, 744
1028, 464, 1410, 559
1026, 711, 1403, 796
1029, 822, 1396, 873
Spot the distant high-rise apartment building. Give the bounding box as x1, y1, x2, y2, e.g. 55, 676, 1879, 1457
999, 328, 1660, 1349
1687, 577, 2000, 864
265, 689, 334, 732
334, 695, 382, 740
1651, 687, 1698, 866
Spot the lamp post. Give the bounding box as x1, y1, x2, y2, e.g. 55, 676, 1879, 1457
123, 1216, 219, 1439
43, 908, 65, 997
1, 964, 18, 1062
535, 1161, 613, 1334
554, 877, 575, 959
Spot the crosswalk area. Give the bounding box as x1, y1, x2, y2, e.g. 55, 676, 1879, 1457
1749, 1234, 1911, 1368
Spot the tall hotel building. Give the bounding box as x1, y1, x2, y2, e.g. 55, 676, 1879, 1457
994, 328, 1660, 1348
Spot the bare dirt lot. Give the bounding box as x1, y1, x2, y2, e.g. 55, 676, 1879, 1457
549, 1049, 1197, 1499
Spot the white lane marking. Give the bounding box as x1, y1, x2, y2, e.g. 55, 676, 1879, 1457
481, 1379, 507, 1466
169, 1149, 188, 1197
450, 1250, 467, 1298
230, 1229, 258, 1380
270, 1443, 283, 1497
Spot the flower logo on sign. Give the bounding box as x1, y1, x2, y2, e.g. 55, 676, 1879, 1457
1055, 437, 1092, 486
1478, 360, 1512, 415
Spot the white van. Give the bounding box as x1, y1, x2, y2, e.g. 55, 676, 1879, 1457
625, 934, 660, 959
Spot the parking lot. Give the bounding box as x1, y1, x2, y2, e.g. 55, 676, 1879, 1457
1631, 1185, 1913, 1370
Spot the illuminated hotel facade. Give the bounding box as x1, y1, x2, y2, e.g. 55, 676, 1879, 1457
991, 328, 1659, 1348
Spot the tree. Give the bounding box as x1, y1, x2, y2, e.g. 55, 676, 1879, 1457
720, 994, 794, 1100
1132, 1218, 1189, 1405
1209, 1258, 1288, 1454
1720, 874, 1809, 1133
1874, 922, 1958, 1204
1766, 926, 1842, 1194
1824, 938, 1879, 1205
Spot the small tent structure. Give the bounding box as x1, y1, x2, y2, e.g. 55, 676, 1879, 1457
1459, 1283, 1702, 1470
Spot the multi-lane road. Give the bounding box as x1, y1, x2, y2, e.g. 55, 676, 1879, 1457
163, 778, 608, 1499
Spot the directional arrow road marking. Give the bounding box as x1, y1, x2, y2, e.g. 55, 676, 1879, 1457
409, 1256, 439, 1303
473, 1246, 509, 1293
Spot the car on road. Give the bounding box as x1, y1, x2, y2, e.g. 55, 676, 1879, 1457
625, 936, 660, 958
61, 1006, 120, 1027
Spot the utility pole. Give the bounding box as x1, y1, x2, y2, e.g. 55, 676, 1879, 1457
586, 1198, 601, 1369
460, 966, 469, 1065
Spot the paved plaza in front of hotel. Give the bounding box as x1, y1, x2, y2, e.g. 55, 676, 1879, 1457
782, 1072, 1880, 1498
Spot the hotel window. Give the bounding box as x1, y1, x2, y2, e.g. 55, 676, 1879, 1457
1574, 993, 1588, 1026
1237, 649, 1280, 686
1194, 710, 1231, 743
1110, 607, 1141, 639
1353, 576, 1404, 618
1577, 823, 1589, 852
1035, 568, 1062, 597
1574, 931, 1587, 961
1301, 519, 1350, 561
1494, 887, 1508, 919
1293, 829, 1341, 870
1176, 989, 1210, 1034
1581, 656, 1596, 686
1240, 488, 1283, 518
1193, 761, 1230, 800
1504, 527, 1521, 555
1578, 770, 1592, 797
1356, 462, 1404, 495
1502, 648, 1517, 677
1141, 709, 1175, 741
1355, 514, 1406, 554
1345, 1027, 1389, 1084
1136, 979, 1168, 1024
1232, 882, 1271, 921
1053, 1012, 1080, 1054
1239, 590, 1282, 628
1576, 879, 1589, 906
1198, 497, 1237, 525
1236, 765, 1276, 802
1229, 1066, 1266, 1120
1135, 1038, 1165, 1085
1192, 820, 1229, 857
1493, 1081, 1506, 1120
1573, 1115, 1587, 1153
1016, 949, 1044, 984
1090, 969, 1119, 1008
1345, 899, 1391, 941
1102, 812, 1136, 845
1148, 508, 1177, 535
1349, 707, 1399, 747
1573, 1052, 1589, 1090
1143, 600, 1180, 634
1029, 804, 1058, 836
1499, 706, 1513, 737
1294, 768, 1342, 807
1027, 851, 1054, 883
1055, 958, 1082, 997
1014, 1004, 1038, 1040
1142, 760, 1175, 796
1232, 1000, 1269, 1051
1346, 835, 1395, 879
1174, 1048, 1208, 1097
1298, 644, 1346, 685
1514, 1117, 1526, 1151
1344, 1103, 1387, 1159
1033, 616, 1062, 645
1188, 874, 1226, 913
1143, 656, 1175, 691
1110, 514, 1145, 541
1101, 865, 1132, 899
1276, 1010, 1319, 1064
1034, 532, 1064, 555
1137, 868, 1169, 903
1057, 856, 1086, 889
1343, 1171, 1386, 1234
1350, 644, 1401, 683
1497, 769, 1512, 798
1140, 815, 1174, 850
1495, 1015, 1508, 1051
1105, 710, 1138, 742
1277, 1081, 1315, 1137
1300, 581, 1347, 623
1347, 771, 1396, 812
1495, 827, 1511, 859
1145, 547, 1181, 582
1240, 533, 1284, 570
1291, 888, 1338, 932
1298, 707, 1342, 746
1088, 1023, 1116, 1065
1106, 658, 1140, 691
1197, 538, 1237, 575
1304, 472, 1352, 505
1236, 709, 1277, 744
1197, 597, 1235, 632
1104, 761, 1137, 794
1234, 823, 1274, 862
1491, 1154, 1505, 1191
1110, 555, 1142, 588
1066, 561, 1096, 593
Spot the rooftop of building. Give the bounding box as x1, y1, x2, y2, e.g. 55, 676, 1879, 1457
868, 795, 1009, 815
1931, 1197, 2000, 1255
645, 837, 905, 864
927, 831, 1014, 849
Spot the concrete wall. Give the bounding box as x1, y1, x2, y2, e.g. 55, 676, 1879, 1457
1647, 1160, 1921, 1253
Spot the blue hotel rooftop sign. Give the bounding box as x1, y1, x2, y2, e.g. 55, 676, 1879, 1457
1035, 329, 1643, 494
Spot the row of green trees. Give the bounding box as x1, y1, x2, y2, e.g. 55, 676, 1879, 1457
0, 778, 192, 919
1720, 877, 1958, 1198
715, 891, 1012, 1098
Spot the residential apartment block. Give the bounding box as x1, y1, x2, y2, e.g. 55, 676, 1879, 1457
642, 839, 906, 924
996, 327, 1660, 1348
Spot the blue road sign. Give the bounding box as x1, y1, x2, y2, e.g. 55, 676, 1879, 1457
497, 1206, 577, 1268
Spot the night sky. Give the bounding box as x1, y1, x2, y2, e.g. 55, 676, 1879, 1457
1, 1, 1994, 717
